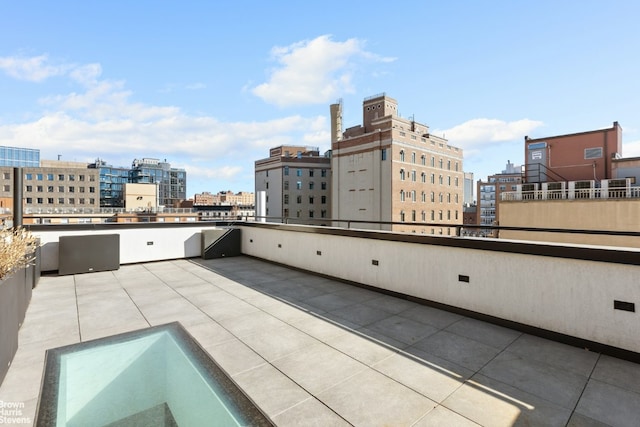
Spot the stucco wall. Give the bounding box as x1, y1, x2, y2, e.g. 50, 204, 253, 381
499, 199, 640, 247
239, 224, 640, 354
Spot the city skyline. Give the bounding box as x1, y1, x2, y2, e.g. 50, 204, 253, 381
1, 1, 639, 196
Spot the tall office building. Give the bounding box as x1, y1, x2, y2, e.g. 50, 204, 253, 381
89, 159, 130, 207
255, 146, 331, 224
330, 94, 464, 234
129, 158, 186, 207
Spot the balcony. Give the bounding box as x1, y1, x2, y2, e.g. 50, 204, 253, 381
0, 222, 639, 426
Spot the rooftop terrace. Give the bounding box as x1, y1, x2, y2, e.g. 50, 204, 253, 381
1, 255, 639, 426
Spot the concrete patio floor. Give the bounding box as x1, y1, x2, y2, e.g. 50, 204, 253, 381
1, 256, 639, 426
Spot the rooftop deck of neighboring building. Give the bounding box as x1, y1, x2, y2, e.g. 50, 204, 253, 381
1, 256, 638, 426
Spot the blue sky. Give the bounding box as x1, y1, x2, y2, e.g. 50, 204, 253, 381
1, 1, 639, 198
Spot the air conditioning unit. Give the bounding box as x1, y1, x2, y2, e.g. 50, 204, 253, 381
541, 182, 566, 200
602, 178, 631, 199
569, 180, 595, 199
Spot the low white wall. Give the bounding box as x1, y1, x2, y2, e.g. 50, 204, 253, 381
34, 225, 223, 272
240, 225, 640, 354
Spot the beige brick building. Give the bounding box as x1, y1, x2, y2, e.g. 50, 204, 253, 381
1, 160, 100, 214
255, 145, 331, 224
330, 94, 464, 234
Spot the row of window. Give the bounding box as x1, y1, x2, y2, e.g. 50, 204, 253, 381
399, 209, 459, 222
279, 181, 328, 191
18, 185, 97, 193
284, 195, 328, 204
400, 170, 459, 186
281, 167, 328, 177
20, 173, 96, 182
397, 151, 460, 171
282, 209, 328, 218
399, 190, 459, 204
25, 198, 96, 205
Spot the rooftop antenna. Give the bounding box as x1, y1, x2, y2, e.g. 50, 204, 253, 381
57, 154, 61, 161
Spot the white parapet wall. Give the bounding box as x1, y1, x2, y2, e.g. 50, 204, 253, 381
33, 224, 226, 272
239, 224, 640, 355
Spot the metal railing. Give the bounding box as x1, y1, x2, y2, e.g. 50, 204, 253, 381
502, 187, 640, 201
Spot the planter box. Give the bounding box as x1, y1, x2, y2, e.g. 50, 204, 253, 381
0, 273, 21, 385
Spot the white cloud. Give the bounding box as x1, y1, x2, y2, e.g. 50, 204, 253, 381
251, 35, 396, 107
623, 140, 640, 158
433, 118, 544, 153
0, 54, 72, 82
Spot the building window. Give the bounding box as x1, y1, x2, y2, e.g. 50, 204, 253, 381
455, 177, 459, 187
296, 169, 302, 177
36, 198, 43, 204
430, 174, 435, 184
400, 211, 405, 222
455, 210, 459, 220
47, 198, 54, 204
585, 147, 603, 159
69, 174, 75, 181
69, 186, 75, 193
439, 159, 443, 169
447, 160, 451, 170
48, 186, 54, 192
284, 194, 289, 204
47, 174, 54, 181
296, 181, 302, 190
296, 195, 302, 204
58, 197, 64, 204
89, 198, 95, 204
284, 166, 289, 176
381, 149, 387, 161
421, 155, 426, 165
69, 198, 75, 204
309, 210, 314, 218
400, 169, 405, 180
79, 175, 85, 181
321, 169, 327, 177
400, 190, 405, 202
284, 181, 289, 190
431, 210, 435, 221
455, 194, 459, 203
89, 187, 95, 193
430, 157, 435, 167
309, 196, 314, 204
421, 192, 426, 202
439, 175, 443, 185
26, 185, 33, 192
430, 192, 435, 202
400, 150, 405, 162
321, 209, 327, 218
58, 186, 64, 192
36, 185, 43, 192
448, 176, 451, 186
321, 182, 327, 190
411, 190, 416, 202
58, 174, 64, 181
439, 193, 443, 203
455, 162, 459, 172
36, 173, 43, 181
309, 169, 314, 177
421, 172, 426, 183
3, 184, 9, 192
79, 198, 85, 204
411, 152, 416, 163
265, 182, 269, 189
411, 170, 416, 182
26, 197, 32, 204
421, 211, 426, 221
283, 208, 289, 217
309, 182, 314, 190
2, 172, 9, 179
447, 193, 451, 203
439, 210, 443, 220
321, 195, 327, 204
